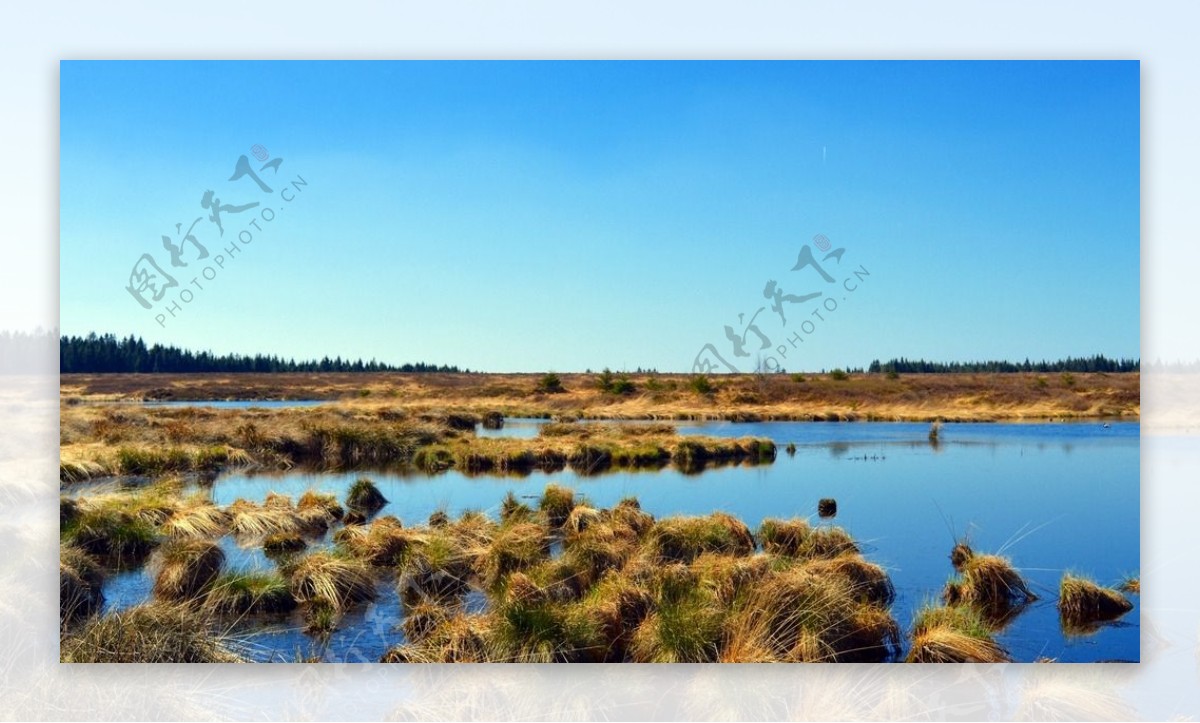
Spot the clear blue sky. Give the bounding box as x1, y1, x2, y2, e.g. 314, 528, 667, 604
60, 61, 1139, 372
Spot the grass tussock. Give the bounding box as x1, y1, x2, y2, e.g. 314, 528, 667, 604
60, 544, 105, 625
345, 477, 388, 514
538, 484, 577, 528
60, 602, 242, 663
647, 514, 755, 563
152, 539, 225, 601
159, 502, 230, 539
62, 503, 159, 567
287, 551, 377, 610
227, 499, 302, 539
1117, 575, 1140, 595
202, 572, 296, 616
334, 515, 422, 566
759, 518, 811, 556
906, 603, 1009, 663
722, 565, 898, 663
1058, 573, 1133, 630
262, 531, 307, 556
942, 543, 1036, 608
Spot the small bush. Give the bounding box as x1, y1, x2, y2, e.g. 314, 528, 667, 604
689, 375, 714, 395
829, 369, 850, 381
536, 373, 565, 394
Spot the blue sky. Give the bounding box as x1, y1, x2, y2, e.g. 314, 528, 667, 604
60, 61, 1139, 372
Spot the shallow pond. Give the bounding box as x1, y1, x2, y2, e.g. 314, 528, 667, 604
99, 420, 1140, 663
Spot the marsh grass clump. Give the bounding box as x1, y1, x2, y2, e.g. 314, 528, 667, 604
568, 444, 613, 474
60, 496, 81, 527
610, 497, 655, 537
490, 584, 605, 662
475, 521, 549, 589
538, 484, 577, 528
262, 531, 307, 556
63, 504, 159, 567
227, 499, 302, 539
288, 551, 377, 610
629, 569, 724, 663
409, 613, 496, 662
202, 572, 296, 616
943, 544, 1036, 608
399, 530, 475, 601
785, 442, 797, 456
906, 603, 1009, 663
482, 411, 505, 430
60, 602, 241, 663
499, 490, 534, 524
152, 539, 225, 601
798, 526, 859, 560
334, 515, 418, 566
1058, 573, 1133, 630
345, 477, 388, 515
1117, 575, 1140, 595
723, 566, 899, 663
298, 490, 345, 521
116, 446, 193, 476
689, 552, 772, 606
758, 518, 811, 557
671, 440, 710, 473
647, 514, 755, 563
60, 544, 105, 625
805, 555, 895, 606
160, 502, 230, 539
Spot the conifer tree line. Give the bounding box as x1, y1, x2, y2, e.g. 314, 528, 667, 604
867, 355, 1139, 374
58, 333, 465, 373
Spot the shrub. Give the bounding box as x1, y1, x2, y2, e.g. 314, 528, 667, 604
536, 373, 565, 394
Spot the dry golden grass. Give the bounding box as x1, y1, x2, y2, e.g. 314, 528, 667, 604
943, 543, 1036, 608
1058, 574, 1134, 630
151, 539, 225, 600
59, 401, 776, 481
60, 544, 105, 625
62, 370, 1140, 422
906, 603, 1009, 663
60, 602, 243, 663
287, 551, 377, 609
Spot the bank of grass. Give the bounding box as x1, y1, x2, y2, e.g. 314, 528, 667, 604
62, 370, 1141, 424
60, 405, 776, 482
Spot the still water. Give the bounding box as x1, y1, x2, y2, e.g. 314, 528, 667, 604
101, 420, 1139, 663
